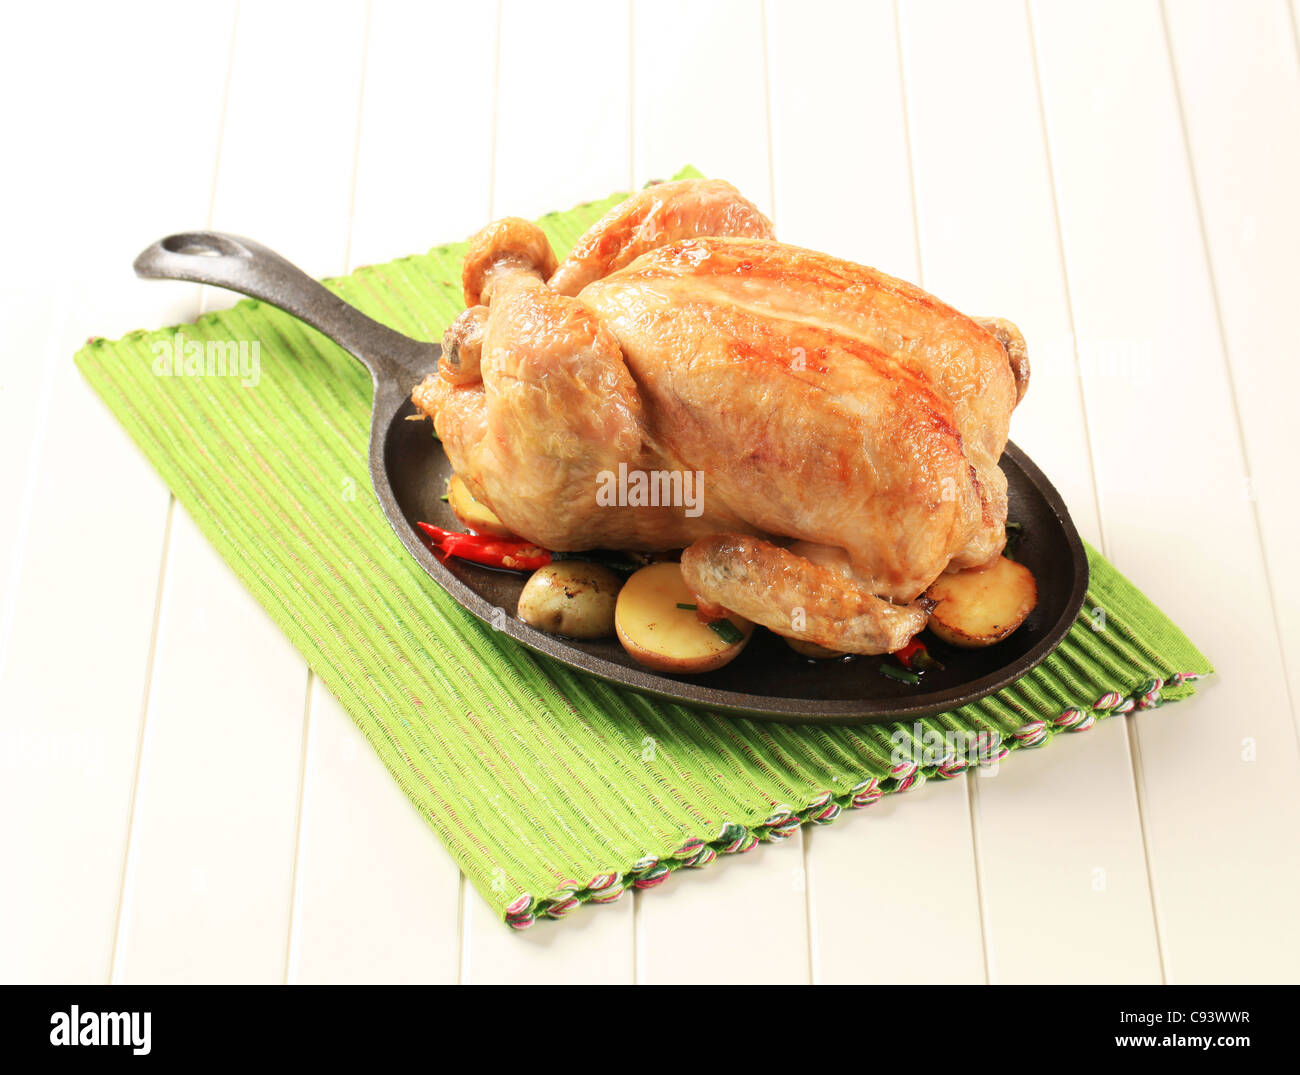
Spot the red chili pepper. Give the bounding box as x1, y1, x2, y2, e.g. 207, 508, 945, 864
894, 638, 926, 669
417, 522, 552, 571
893, 637, 944, 672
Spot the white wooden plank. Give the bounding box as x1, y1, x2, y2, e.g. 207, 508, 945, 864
112, 510, 311, 983
636, 833, 811, 985
112, 0, 369, 982
349, 0, 502, 267
461, 878, 635, 984
633, 0, 772, 213
766, 0, 985, 985
971, 724, 1162, 982
1162, 0, 1300, 738
285, 0, 500, 983
629, 0, 811, 983
456, 0, 641, 980
0, 378, 171, 987
1031, 0, 1300, 983
204, 1, 371, 292
807, 779, 985, 984
493, 0, 633, 220
287, 683, 461, 983
766, 0, 915, 277
899, 0, 1160, 984
899, 0, 1102, 545
0, 0, 236, 983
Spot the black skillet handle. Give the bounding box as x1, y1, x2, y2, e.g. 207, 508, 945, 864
133, 231, 439, 385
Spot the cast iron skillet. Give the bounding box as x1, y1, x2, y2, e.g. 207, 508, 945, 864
134, 231, 1089, 724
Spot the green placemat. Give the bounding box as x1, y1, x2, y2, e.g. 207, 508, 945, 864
76, 168, 1212, 929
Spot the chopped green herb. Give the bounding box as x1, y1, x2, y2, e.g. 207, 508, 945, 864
676, 602, 698, 611
708, 619, 744, 645
1004, 520, 1024, 557
878, 663, 921, 685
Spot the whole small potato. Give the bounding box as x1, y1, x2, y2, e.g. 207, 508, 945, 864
517, 561, 623, 639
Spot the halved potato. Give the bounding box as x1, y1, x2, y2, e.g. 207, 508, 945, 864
517, 561, 622, 640
925, 555, 1038, 648
615, 562, 753, 674
446, 473, 514, 537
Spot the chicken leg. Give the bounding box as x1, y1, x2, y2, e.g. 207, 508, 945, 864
681, 535, 931, 655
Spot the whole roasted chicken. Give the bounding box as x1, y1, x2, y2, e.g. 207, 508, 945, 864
412, 179, 1029, 655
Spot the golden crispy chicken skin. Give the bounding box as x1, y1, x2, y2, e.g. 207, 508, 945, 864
412, 179, 1028, 654
547, 177, 773, 296
681, 535, 930, 654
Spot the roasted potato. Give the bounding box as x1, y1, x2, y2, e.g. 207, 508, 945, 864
925, 555, 1038, 648
615, 562, 753, 674
517, 561, 623, 639
446, 473, 514, 538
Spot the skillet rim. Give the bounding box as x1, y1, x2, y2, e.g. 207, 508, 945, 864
369, 375, 1090, 724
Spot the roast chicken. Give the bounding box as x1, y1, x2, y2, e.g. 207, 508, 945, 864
412, 178, 1029, 655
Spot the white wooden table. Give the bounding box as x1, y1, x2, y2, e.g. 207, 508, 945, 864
2, 0, 1297, 985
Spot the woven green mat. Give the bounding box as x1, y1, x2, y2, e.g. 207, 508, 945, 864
76, 169, 1212, 929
